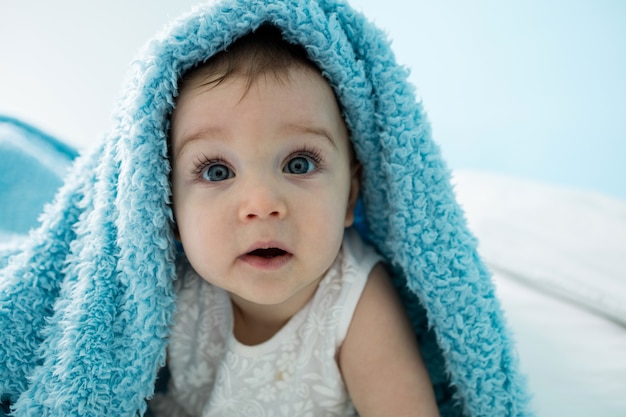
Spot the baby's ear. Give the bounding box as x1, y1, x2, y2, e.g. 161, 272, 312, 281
344, 162, 361, 227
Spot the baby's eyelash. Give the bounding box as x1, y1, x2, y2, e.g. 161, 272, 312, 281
286, 146, 324, 165
187, 147, 325, 179
190, 154, 226, 177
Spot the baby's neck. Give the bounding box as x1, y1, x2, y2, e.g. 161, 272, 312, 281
231, 301, 289, 345
228, 276, 322, 346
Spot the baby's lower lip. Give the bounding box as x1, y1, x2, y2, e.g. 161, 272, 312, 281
238, 252, 293, 270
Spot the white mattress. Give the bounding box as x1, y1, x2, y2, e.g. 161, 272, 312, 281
453, 170, 626, 416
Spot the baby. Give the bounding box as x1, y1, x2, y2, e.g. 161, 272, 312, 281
150, 25, 439, 417
0, 1, 531, 414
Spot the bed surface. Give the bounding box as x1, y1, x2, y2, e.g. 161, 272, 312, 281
454, 169, 626, 416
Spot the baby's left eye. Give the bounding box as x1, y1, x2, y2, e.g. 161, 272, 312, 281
284, 156, 316, 175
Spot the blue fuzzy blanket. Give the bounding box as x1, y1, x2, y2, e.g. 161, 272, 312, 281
0, 1, 531, 415
0, 116, 77, 265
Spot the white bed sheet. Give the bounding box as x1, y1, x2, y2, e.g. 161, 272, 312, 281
453, 169, 626, 416
494, 269, 626, 416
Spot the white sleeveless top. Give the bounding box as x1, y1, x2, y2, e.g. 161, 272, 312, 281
150, 229, 382, 417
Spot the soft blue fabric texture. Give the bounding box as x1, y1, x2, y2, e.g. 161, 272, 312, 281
0, 116, 77, 266
0, 116, 77, 235
0, 0, 532, 415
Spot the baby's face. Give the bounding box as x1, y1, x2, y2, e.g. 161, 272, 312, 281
170, 67, 358, 307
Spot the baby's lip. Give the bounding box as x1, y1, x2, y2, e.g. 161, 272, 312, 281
239, 241, 293, 270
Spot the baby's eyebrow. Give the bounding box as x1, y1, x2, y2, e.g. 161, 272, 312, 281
281, 123, 338, 149
173, 123, 337, 161
173, 127, 227, 161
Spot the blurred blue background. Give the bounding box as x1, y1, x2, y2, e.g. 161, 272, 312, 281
1, 0, 624, 200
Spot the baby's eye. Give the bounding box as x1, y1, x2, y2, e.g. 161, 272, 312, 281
284, 156, 316, 175
202, 164, 234, 182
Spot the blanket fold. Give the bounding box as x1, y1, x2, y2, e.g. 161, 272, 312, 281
0, 1, 531, 415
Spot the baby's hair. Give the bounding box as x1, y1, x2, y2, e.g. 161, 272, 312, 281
177, 24, 321, 97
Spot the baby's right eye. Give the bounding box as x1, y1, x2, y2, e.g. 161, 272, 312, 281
201, 163, 234, 182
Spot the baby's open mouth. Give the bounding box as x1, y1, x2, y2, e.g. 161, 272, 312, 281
240, 247, 292, 270
247, 248, 288, 258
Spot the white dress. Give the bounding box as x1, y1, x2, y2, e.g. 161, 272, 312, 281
150, 229, 382, 417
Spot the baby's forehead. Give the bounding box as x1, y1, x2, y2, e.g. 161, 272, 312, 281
173, 63, 345, 132
168, 65, 357, 167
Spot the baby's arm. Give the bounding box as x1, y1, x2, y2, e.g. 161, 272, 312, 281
339, 264, 440, 416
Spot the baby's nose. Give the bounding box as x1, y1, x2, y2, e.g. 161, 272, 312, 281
237, 177, 287, 221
